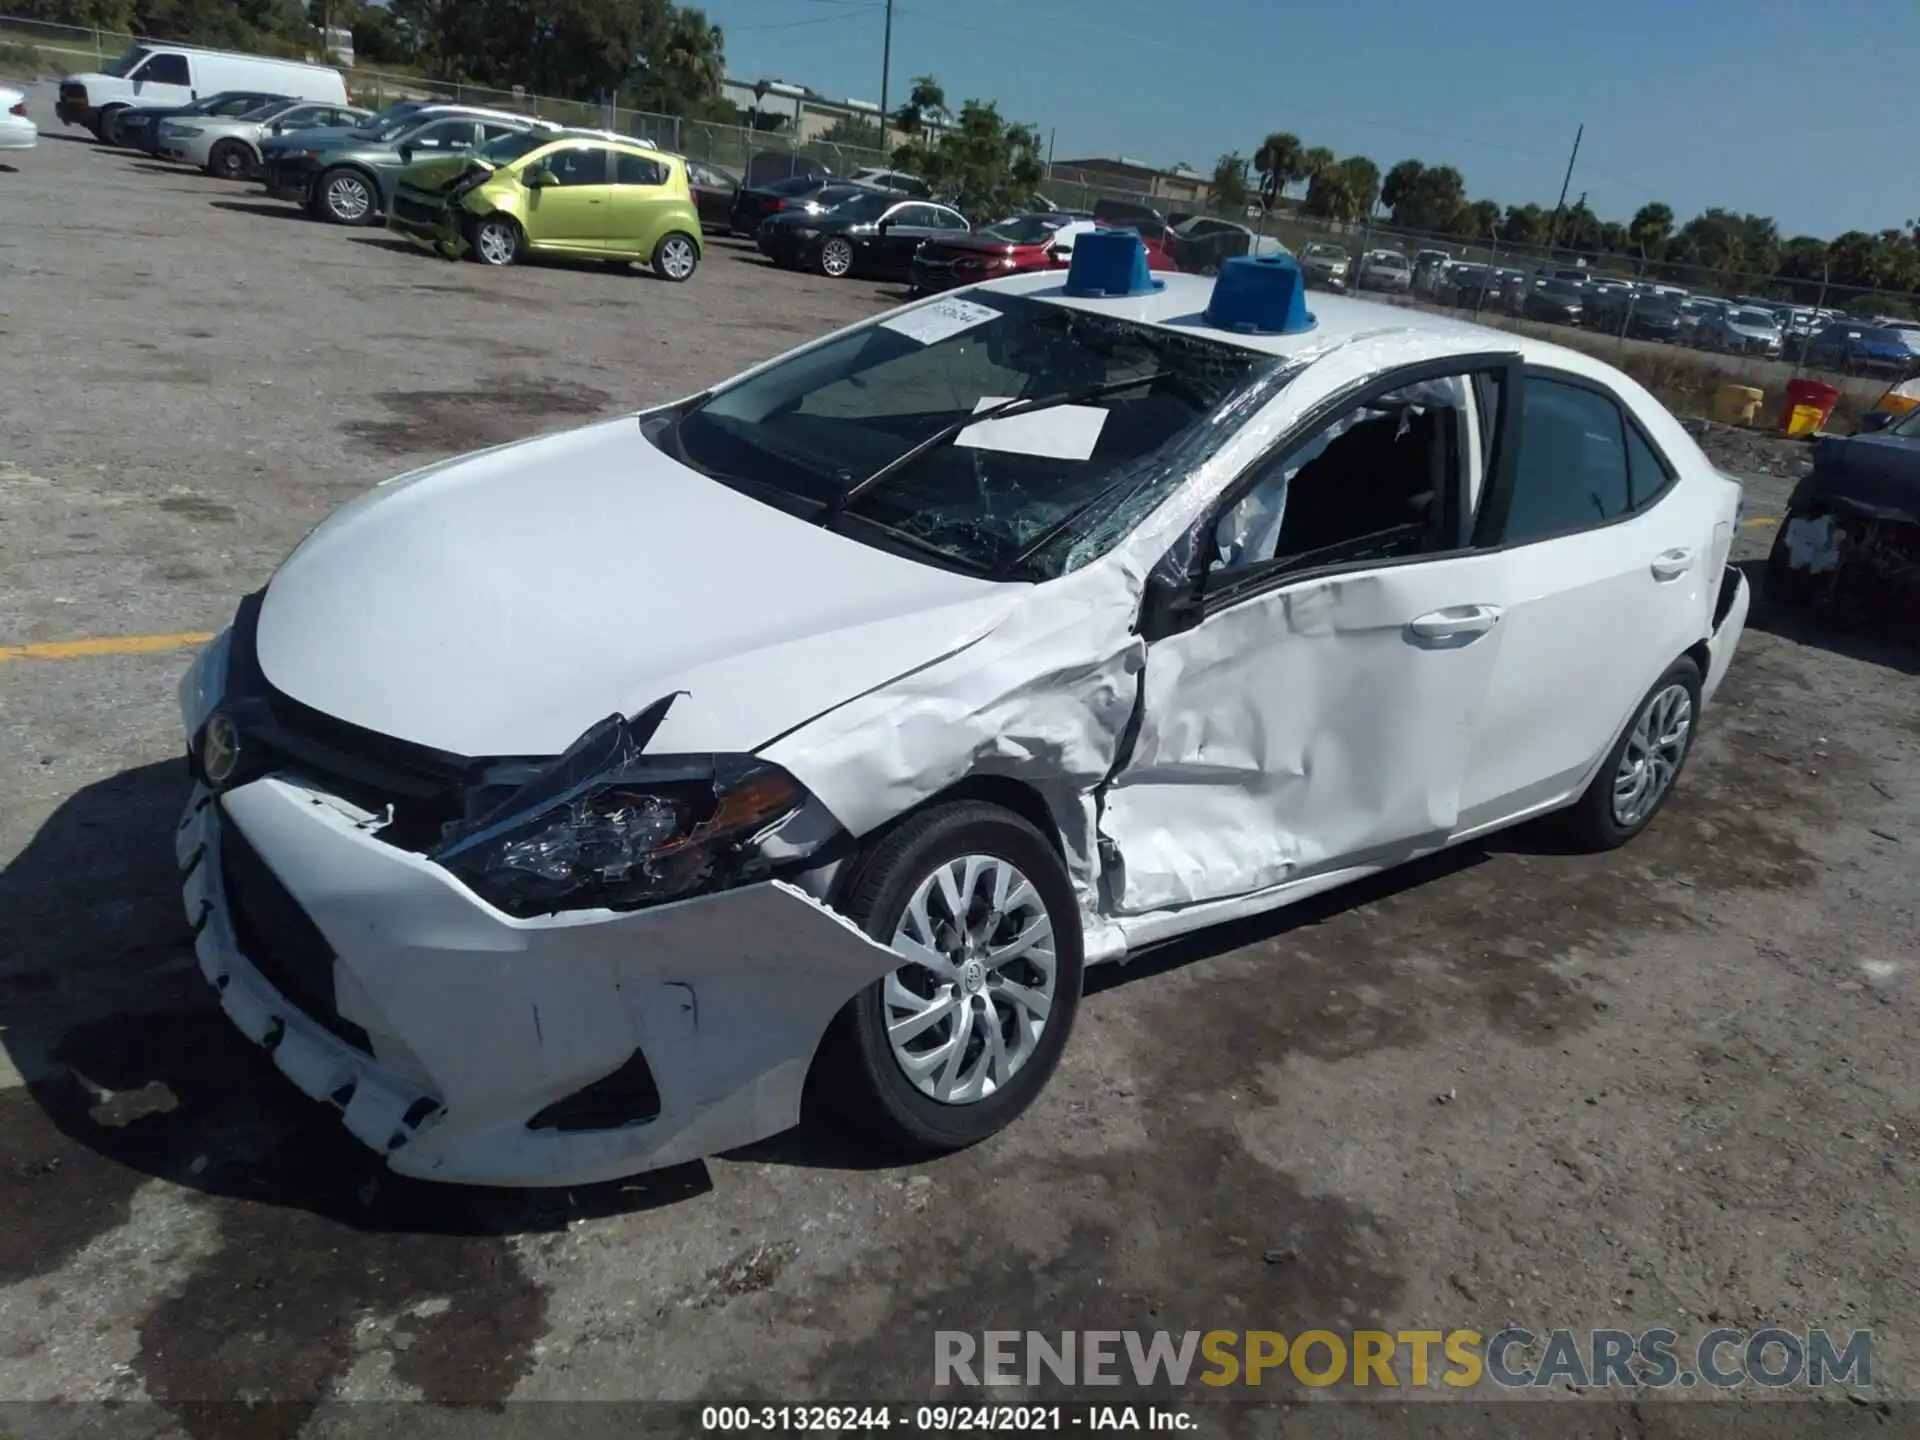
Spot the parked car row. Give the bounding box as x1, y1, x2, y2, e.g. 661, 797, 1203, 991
86, 79, 711, 281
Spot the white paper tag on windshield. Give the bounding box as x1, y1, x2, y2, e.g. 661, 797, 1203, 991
956, 396, 1107, 461
881, 296, 1000, 346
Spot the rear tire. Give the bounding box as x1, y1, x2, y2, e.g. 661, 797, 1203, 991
1563, 657, 1703, 852
817, 801, 1084, 1155
650, 231, 698, 282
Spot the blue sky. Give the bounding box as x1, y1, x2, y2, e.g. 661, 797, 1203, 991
708, 0, 1917, 239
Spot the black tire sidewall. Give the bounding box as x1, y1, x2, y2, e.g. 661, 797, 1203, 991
211, 141, 247, 179
1568, 657, 1704, 851
833, 803, 1084, 1152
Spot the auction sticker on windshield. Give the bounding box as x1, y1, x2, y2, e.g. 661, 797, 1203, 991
882, 296, 1001, 345
956, 395, 1108, 460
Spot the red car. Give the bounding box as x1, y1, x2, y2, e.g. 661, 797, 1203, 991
908, 213, 1176, 295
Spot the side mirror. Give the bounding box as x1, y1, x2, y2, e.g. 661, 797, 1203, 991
1858, 411, 1894, 433
526, 167, 554, 188
875, 217, 892, 235
397, 143, 413, 163
269, 122, 283, 134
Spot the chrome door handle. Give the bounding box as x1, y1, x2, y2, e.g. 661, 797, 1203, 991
1408, 604, 1502, 640
1650, 548, 1694, 581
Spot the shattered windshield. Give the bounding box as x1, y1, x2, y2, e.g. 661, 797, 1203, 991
667, 292, 1286, 580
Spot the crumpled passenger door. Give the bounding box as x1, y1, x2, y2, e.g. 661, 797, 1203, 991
1099, 554, 1513, 914
1096, 355, 1521, 916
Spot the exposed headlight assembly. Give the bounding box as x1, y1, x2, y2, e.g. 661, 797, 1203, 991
431, 699, 825, 919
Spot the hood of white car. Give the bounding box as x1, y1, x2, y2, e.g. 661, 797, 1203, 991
255, 415, 1024, 758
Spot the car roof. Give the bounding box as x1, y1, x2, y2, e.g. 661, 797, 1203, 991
990, 270, 1648, 379
531, 127, 663, 150
404, 103, 546, 125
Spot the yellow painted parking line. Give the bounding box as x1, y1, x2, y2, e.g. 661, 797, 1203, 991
1741, 516, 1780, 529
0, 631, 213, 664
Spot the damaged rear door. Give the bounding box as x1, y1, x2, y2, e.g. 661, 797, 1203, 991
1098, 354, 1521, 915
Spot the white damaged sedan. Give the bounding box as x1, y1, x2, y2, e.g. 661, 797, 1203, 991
176, 239, 1750, 1185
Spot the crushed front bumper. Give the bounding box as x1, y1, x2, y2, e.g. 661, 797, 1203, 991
386, 191, 463, 255
175, 771, 901, 1187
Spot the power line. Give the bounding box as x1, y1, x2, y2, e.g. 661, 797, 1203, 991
728, 8, 878, 32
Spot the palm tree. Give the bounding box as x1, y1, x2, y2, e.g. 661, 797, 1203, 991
1252, 130, 1303, 208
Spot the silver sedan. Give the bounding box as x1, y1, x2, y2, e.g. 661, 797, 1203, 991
158, 100, 372, 180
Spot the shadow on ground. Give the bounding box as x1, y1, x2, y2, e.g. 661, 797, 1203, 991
1736, 557, 1920, 676
209, 198, 307, 221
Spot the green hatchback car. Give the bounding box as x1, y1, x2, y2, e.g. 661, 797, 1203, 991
388, 130, 703, 281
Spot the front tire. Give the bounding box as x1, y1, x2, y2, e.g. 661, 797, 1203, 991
1564, 657, 1703, 852
821, 801, 1084, 1155
318, 167, 377, 226
651, 231, 698, 282
208, 139, 252, 181
98, 106, 127, 146
466, 215, 522, 266
818, 236, 854, 278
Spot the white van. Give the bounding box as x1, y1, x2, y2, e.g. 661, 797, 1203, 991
56, 42, 347, 140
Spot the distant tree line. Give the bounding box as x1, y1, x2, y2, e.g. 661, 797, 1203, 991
14, 0, 732, 120
1215, 130, 1920, 308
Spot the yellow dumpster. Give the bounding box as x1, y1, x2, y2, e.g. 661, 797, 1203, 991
1785, 404, 1826, 437
1712, 383, 1764, 426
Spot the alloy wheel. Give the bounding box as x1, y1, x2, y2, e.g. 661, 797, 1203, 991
325, 173, 372, 223
476, 221, 518, 266
821, 238, 853, 278
885, 854, 1057, 1105
658, 235, 696, 280
1611, 682, 1693, 828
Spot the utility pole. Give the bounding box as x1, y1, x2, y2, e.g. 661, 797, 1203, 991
1544, 123, 1582, 256
878, 0, 894, 150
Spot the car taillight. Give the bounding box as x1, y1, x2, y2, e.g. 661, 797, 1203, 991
768, 198, 785, 212
8, 101, 24, 117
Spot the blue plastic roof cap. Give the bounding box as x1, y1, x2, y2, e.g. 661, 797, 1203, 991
1062, 228, 1165, 298
1204, 253, 1317, 335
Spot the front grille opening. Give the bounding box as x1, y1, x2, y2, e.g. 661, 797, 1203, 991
220, 823, 375, 1055
527, 1049, 662, 1132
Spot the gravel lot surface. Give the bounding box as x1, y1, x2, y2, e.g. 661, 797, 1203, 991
2, 86, 1917, 1436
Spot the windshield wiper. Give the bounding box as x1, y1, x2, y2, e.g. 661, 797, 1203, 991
820, 373, 1155, 525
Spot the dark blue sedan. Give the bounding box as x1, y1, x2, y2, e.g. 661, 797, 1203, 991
1767, 406, 1920, 614
1800, 321, 1919, 379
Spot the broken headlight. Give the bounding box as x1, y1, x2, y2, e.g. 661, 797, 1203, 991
431, 707, 817, 919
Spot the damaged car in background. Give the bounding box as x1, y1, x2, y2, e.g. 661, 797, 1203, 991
176, 239, 1750, 1187
1767, 404, 1920, 619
